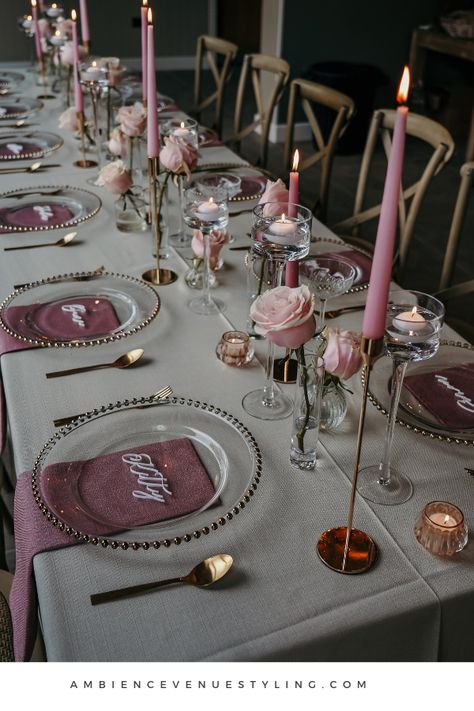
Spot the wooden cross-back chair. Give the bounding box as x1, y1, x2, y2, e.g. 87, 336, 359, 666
333, 109, 455, 278
193, 35, 239, 138
283, 78, 355, 223
230, 53, 290, 167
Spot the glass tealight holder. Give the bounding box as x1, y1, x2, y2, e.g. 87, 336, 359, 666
216, 331, 254, 367
414, 501, 468, 556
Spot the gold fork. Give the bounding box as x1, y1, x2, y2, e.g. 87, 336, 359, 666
14, 266, 104, 291
53, 385, 173, 428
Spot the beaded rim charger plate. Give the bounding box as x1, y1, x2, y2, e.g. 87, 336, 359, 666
0, 97, 43, 120
366, 340, 474, 446
32, 396, 263, 549
0, 131, 64, 162
0, 71, 25, 88
0, 270, 160, 348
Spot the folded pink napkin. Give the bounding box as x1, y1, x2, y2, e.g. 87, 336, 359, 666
10, 437, 215, 661
318, 249, 372, 286
0, 297, 119, 453
198, 128, 222, 148
403, 362, 474, 430
0, 202, 74, 232
0, 142, 42, 159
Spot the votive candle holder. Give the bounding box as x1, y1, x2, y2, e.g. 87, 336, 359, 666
414, 501, 468, 556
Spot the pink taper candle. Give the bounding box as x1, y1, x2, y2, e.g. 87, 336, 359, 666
71, 12, 83, 113
146, 10, 160, 158
38, 0, 44, 12
362, 66, 410, 340
286, 149, 300, 287
79, 0, 90, 45
141, 0, 148, 105
31, 1, 43, 61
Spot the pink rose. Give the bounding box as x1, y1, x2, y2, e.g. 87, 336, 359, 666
107, 127, 127, 157
60, 41, 86, 67
95, 159, 133, 195
116, 103, 147, 137
58, 106, 78, 131
250, 285, 316, 348
258, 178, 290, 217
191, 229, 230, 270
56, 19, 74, 38
37, 18, 51, 38
98, 57, 124, 87
323, 328, 363, 379
160, 136, 198, 178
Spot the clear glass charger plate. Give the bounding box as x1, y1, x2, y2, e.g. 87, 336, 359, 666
0, 131, 63, 161
367, 340, 474, 445
307, 236, 372, 293
32, 396, 263, 549
0, 185, 101, 232
0, 71, 25, 89
193, 164, 269, 202
0, 270, 160, 347
0, 97, 43, 120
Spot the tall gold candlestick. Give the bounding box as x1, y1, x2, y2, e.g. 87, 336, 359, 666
73, 111, 97, 168
142, 158, 178, 286
316, 336, 382, 574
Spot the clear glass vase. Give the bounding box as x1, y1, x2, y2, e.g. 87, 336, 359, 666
319, 379, 348, 432
114, 191, 147, 233
290, 351, 324, 470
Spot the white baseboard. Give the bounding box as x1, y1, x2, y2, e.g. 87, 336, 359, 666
123, 56, 197, 72
253, 113, 312, 144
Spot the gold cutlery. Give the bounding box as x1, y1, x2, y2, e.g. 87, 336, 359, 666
53, 384, 173, 428
0, 120, 37, 129
46, 348, 144, 379
0, 161, 61, 175
4, 231, 76, 251
229, 245, 251, 251
90, 554, 233, 606
325, 305, 366, 319
14, 266, 105, 291
465, 468, 474, 477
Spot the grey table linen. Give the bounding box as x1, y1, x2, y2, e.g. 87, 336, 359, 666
1, 74, 473, 662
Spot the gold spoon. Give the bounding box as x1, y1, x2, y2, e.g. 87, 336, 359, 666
0, 160, 43, 174
0, 120, 36, 129
46, 348, 144, 379
90, 554, 234, 606
4, 231, 77, 252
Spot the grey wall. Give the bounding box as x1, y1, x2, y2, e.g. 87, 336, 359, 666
0, 0, 209, 62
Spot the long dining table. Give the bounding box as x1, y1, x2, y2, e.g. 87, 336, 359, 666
1, 67, 473, 663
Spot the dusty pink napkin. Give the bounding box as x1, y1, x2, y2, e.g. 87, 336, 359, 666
0, 297, 119, 453
0, 142, 42, 159
403, 363, 474, 430
10, 437, 215, 662
198, 128, 223, 148
0, 202, 74, 232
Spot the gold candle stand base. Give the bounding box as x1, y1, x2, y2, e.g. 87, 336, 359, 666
142, 268, 178, 286
37, 93, 56, 100
316, 335, 383, 575
73, 159, 98, 168
273, 356, 297, 384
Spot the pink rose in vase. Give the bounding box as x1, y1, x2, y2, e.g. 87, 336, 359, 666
95, 159, 133, 195
58, 106, 78, 131
160, 136, 199, 179
107, 127, 127, 158
191, 228, 230, 270
323, 328, 363, 381
116, 103, 147, 137
258, 178, 290, 217
60, 41, 86, 67
250, 285, 316, 349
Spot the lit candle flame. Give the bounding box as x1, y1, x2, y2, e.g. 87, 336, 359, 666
55, 29, 61, 36
52, 3, 57, 8
180, 121, 185, 128
147, 7, 152, 23
92, 60, 97, 68
397, 65, 410, 104
443, 515, 450, 525
71, 9, 76, 21
143, 0, 148, 5
209, 197, 214, 205
292, 148, 300, 172
31, 0, 37, 8
411, 306, 418, 316
280, 213, 286, 222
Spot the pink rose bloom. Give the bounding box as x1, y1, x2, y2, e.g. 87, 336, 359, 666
56, 18, 74, 38
258, 178, 290, 217
95, 159, 133, 195
116, 103, 147, 137
58, 106, 78, 131
60, 41, 86, 67
107, 127, 127, 157
160, 136, 198, 178
191, 229, 230, 270
324, 328, 363, 379
250, 285, 316, 348
98, 57, 124, 87
37, 18, 51, 38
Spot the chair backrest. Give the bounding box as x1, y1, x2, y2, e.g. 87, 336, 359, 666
283, 78, 355, 223
333, 109, 455, 276
193, 35, 239, 138
231, 53, 290, 167
439, 161, 474, 290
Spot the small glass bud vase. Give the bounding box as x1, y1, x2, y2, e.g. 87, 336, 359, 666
414, 501, 468, 556
290, 352, 324, 470
114, 191, 147, 233
216, 331, 254, 367
185, 259, 218, 290
319, 378, 348, 432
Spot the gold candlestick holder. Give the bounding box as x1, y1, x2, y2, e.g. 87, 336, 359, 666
37, 57, 55, 100
316, 335, 383, 574
142, 157, 178, 286
73, 111, 97, 168
84, 40, 90, 55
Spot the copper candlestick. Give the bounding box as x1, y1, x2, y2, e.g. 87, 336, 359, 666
142, 157, 178, 286
73, 111, 97, 168
316, 335, 383, 574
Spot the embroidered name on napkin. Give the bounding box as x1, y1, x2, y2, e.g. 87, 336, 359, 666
404, 362, 474, 429
122, 452, 173, 503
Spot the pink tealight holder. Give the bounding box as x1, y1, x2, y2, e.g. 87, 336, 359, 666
414, 501, 468, 556
216, 331, 254, 367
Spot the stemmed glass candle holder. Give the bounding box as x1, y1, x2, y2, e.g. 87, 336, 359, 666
242, 202, 312, 420
299, 257, 356, 331
358, 291, 445, 505
183, 187, 229, 315
161, 118, 198, 248
80, 59, 109, 182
